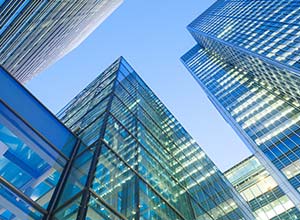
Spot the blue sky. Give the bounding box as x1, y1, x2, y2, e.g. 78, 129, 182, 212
26, 0, 251, 171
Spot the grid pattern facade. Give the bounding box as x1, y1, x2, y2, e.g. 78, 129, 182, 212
0, 65, 81, 219
55, 57, 254, 220
0, 0, 122, 83
187, 0, 300, 101
225, 156, 300, 220
181, 44, 300, 212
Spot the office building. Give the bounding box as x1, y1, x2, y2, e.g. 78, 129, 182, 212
0, 0, 122, 83
55, 57, 254, 219
0, 58, 254, 219
182, 44, 300, 212
187, 0, 300, 101
181, 0, 300, 211
225, 156, 300, 219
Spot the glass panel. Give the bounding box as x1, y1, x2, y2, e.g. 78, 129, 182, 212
0, 67, 76, 157
92, 144, 184, 220
103, 115, 195, 219
87, 195, 124, 220
77, 112, 105, 147
139, 181, 183, 220
58, 145, 95, 207
54, 194, 82, 220
92, 144, 136, 219
0, 102, 66, 209
282, 159, 300, 179
0, 183, 43, 220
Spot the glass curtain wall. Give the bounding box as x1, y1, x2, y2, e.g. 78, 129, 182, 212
225, 156, 300, 220
0, 0, 122, 82
0, 66, 78, 219
55, 57, 254, 220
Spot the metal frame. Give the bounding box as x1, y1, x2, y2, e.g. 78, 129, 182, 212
76, 61, 121, 220
181, 48, 300, 217
0, 176, 47, 216
45, 139, 82, 220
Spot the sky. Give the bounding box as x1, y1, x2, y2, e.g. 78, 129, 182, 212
26, 0, 251, 171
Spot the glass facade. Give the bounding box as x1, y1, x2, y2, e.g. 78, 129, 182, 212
225, 156, 300, 220
0, 58, 254, 219
55, 57, 254, 220
187, 0, 300, 101
181, 44, 300, 210
0, 65, 80, 219
0, 0, 123, 83
182, 0, 300, 212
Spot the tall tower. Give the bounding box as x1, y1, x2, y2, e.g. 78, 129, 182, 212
187, 0, 300, 101
0, 0, 123, 83
181, 0, 300, 211
54, 57, 254, 219
0, 58, 254, 219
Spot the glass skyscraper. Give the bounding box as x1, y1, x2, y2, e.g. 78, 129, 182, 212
0, 58, 254, 219
0, 0, 122, 83
55, 57, 254, 220
186, 0, 300, 101
181, 0, 300, 214
225, 156, 300, 220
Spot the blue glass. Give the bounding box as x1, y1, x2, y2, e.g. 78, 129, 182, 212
55, 57, 254, 219
0, 67, 76, 157
0, 0, 123, 82
182, 0, 300, 211
182, 44, 300, 200
0, 66, 80, 219
225, 156, 300, 219
0, 0, 30, 35
0, 0, 6, 7
0, 183, 43, 219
